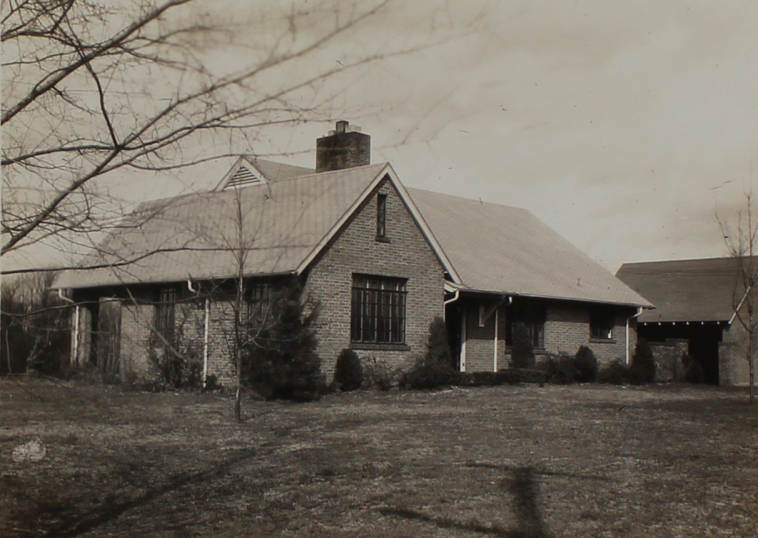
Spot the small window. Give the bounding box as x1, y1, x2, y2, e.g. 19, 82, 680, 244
351, 275, 406, 344
376, 193, 387, 240
590, 309, 615, 340
478, 305, 487, 327
155, 288, 176, 346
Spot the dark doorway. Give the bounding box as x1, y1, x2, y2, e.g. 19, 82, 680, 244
638, 322, 721, 384
689, 326, 720, 385
95, 298, 121, 378
445, 303, 462, 371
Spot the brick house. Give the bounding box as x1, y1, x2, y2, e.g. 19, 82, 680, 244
617, 257, 756, 386
54, 122, 650, 385
410, 189, 651, 372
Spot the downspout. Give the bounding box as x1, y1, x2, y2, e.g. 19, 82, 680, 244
186, 278, 210, 388
203, 297, 210, 388
444, 288, 460, 306
626, 307, 643, 366
493, 307, 499, 372
460, 308, 467, 373
444, 287, 462, 368
58, 288, 75, 304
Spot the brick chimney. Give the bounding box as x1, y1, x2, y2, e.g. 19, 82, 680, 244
316, 120, 370, 172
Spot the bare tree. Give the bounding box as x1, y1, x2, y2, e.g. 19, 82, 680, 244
218, 186, 316, 420
2, 0, 445, 265
717, 192, 758, 402
1, 271, 70, 375
231, 185, 251, 421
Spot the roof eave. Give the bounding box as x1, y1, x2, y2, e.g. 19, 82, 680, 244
449, 282, 651, 308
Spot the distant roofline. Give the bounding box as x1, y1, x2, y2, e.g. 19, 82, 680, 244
619, 255, 757, 269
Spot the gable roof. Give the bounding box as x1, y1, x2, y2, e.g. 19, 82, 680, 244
616, 257, 753, 323
55, 163, 390, 288
407, 188, 651, 308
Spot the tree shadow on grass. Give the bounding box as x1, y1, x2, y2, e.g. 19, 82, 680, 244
378, 506, 518, 537
16, 448, 258, 537
381, 463, 607, 537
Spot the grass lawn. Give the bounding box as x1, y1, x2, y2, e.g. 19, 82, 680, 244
1, 377, 757, 537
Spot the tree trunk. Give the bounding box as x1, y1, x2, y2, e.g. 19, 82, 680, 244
750, 330, 755, 403
234, 386, 242, 421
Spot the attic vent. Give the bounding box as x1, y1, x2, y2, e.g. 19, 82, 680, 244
225, 165, 260, 189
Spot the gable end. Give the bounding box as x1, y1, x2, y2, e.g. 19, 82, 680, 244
224, 165, 261, 189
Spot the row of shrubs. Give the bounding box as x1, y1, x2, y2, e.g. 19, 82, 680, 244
539, 341, 656, 386
334, 317, 659, 392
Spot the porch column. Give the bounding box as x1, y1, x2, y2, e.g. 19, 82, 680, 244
493, 307, 499, 372
76, 304, 93, 367
202, 297, 209, 388
460, 307, 467, 372
70, 305, 80, 367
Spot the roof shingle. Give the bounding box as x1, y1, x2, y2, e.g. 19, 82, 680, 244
616, 257, 752, 322
55, 163, 387, 288
408, 188, 651, 307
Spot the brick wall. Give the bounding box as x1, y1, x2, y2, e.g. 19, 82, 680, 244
119, 302, 153, 379
206, 299, 238, 386
719, 323, 749, 386
304, 176, 445, 379
544, 302, 630, 364
460, 300, 506, 372
458, 298, 633, 372
72, 303, 94, 367
118, 290, 208, 383
648, 339, 688, 382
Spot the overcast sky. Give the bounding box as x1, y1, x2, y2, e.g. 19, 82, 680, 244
346, 0, 758, 272
6, 0, 758, 274
183, 0, 758, 272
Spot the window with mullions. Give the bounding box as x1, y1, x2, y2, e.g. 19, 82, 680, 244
351, 275, 406, 344
590, 308, 615, 340
506, 301, 545, 350
155, 287, 176, 345
244, 283, 270, 327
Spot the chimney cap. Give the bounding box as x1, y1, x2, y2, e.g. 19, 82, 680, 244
335, 120, 349, 133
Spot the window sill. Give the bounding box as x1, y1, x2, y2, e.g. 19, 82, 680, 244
589, 338, 616, 344
375, 236, 391, 243
351, 342, 409, 352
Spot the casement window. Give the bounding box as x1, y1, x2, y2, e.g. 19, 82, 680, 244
376, 193, 387, 240
244, 283, 270, 327
351, 275, 406, 344
590, 308, 615, 340
506, 302, 545, 349
526, 319, 545, 349
155, 287, 176, 345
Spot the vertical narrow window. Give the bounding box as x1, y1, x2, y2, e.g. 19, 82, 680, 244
244, 282, 270, 328
376, 193, 387, 240
351, 275, 406, 344
155, 287, 176, 346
